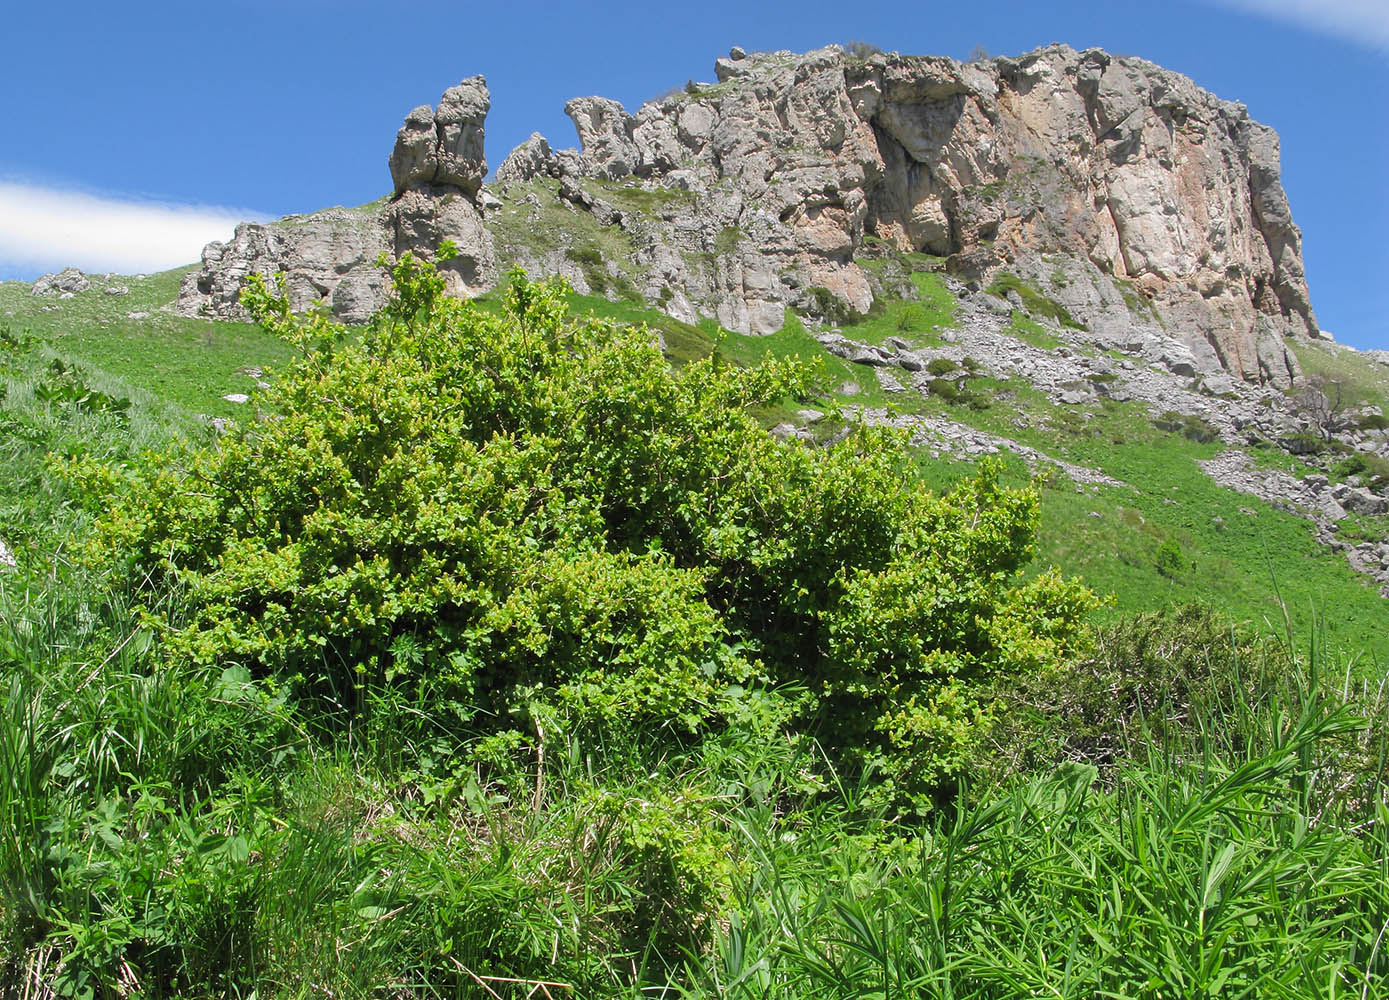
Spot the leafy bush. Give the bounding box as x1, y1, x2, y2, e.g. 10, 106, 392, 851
929, 377, 962, 403
1154, 536, 1188, 578
1334, 450, 1389, 489
895, 304, 926, 331
925, 357, 958, 376
1153, 409, 1218, 444
33, 360, 131, 420
981, 604, 1385, 802
68, 250, 1095, 810
929, 376, 992, 411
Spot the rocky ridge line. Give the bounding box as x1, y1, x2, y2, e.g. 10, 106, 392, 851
179, 43, 1319, 393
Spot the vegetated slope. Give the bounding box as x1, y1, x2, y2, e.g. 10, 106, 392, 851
1, 257, 1384, 997
148, 40, 1389, 652
3, 40, 1386, 999
6, 251, 1388, 661
0, 268, 291, 420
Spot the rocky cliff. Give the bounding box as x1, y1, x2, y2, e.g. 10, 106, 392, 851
177, 44, 1321, 388
178, 78, 497, 323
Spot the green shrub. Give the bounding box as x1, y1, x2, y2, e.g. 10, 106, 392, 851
68, 249, 1096, 812
896, 304, 926, 331
929, 376, 992, 412
33, 359, 131, 420
925, 357, 958, 376
980, 605, 1386, 809
1152, 409, 1219, 444
929, 377, 962, 403
804, 285, 857, 325
1154, 536, 1188, 577
1333, 450, 1389, 488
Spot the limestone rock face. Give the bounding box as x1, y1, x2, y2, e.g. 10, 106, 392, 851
179, 46, 1320, 388
564, 98, 643, 180
495, 132, 558, 186
180, 78, 498, 322
387, 185, 496, 298
495, 44, 1317, 384
177, 208, 389, 323
383, 77, 497, 297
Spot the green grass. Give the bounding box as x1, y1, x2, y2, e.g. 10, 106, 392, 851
472, 285, 721, 367
909, 393, 1389, 662
1003, 310, 1063, 349
588, 177, 697, 216
714, 312, 925, 420
1, 264, 1386, 997
834, 271, 957, 347
0, 267, 291, 419
490, 178, 644, 279
3, 562, 1383, 996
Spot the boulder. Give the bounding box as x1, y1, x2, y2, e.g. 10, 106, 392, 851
1343, 488, 1389, 516
32, 267, 90, 296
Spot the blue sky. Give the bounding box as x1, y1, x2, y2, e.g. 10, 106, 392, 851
1, 0, 1385, 350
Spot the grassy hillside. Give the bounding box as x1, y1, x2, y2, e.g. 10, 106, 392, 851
4, 266, 1385, 665
0, 267, 292, 421
0, 260, 1385, 996
545, 284, 1389, 664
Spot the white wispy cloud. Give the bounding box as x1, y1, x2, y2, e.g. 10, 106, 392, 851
1210, 0, 1389, 51
0, 181, 260, 279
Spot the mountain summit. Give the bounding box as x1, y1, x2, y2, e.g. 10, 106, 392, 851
180, 43, 1320, 389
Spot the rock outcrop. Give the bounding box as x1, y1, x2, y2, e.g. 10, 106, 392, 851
32, 268, 91, 296
180, 44, 1319, 389
496, 44, 1317, 384
178, 208, 390, 323
389, 78, 489, 197
384, 76, 498, 299
179, 78, 499, 321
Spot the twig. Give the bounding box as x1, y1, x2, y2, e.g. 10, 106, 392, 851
533, 718, 546, 813
449, 957, 573, 998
